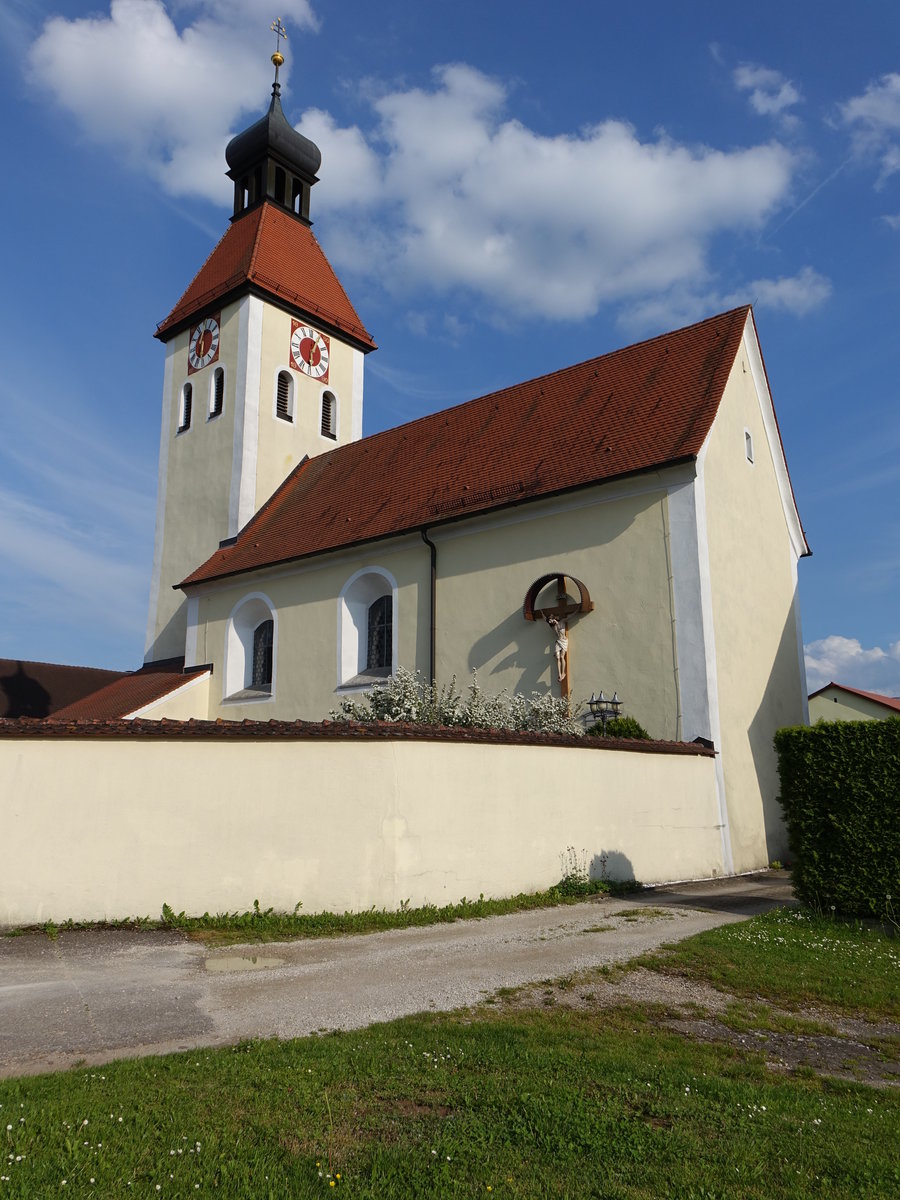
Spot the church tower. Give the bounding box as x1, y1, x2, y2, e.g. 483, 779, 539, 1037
145, 44, 376, 663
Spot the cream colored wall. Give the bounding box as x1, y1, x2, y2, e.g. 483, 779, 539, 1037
0, 736, 722, 925
702, 337, 806, 872
431, 487, 680, 739
254, 306, 362, 511
192, 538, 429, 720
809, 689, 898, 723
187, 481, 681, 732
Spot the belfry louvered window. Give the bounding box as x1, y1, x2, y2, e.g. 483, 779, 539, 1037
210, 367, 224, 417
321, 390, 337, 439
251, 619, 274, 690
276, 370, 293, 422
366, 595, 392, 672
178, 383, 192, 433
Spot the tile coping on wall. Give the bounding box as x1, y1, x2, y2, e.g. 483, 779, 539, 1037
0, 717, 714, 755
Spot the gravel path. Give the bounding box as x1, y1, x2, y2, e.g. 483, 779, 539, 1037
0, 873, 792, 1078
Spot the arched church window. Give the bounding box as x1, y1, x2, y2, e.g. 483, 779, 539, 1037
178, 383, 192, 433
209, 367, 224, 418
337, 568, 397, 688
321, 390, 337, 439
224, 594, 277, 701
276, 370, 294, 422
252, 619, 274, 690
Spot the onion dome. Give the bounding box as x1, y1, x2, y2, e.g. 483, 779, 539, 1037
225, 79, 321, 225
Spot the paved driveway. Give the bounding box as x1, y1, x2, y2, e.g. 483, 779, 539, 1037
0, 872, 792, 1078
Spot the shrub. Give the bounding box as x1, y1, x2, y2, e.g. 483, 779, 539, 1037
331, 668, 584, 737
774, 717, 900, 919
585, 715, 651, 740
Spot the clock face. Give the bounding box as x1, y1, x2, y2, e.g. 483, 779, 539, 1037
188, 315, 220, 374
290, 321, 330, 381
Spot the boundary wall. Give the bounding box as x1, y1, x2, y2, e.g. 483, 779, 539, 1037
0, 720, 721, 925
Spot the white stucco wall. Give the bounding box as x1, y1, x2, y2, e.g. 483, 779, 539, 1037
0, 733, 721, 925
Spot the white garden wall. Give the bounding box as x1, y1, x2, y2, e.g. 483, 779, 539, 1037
0, 725, 723, 925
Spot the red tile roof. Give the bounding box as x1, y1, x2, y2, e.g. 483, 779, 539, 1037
49, 659, 209, 722
809, 682, 900, 713
0, 659, 126, 719
182, 306, 758, 588
156, 202, 376, 350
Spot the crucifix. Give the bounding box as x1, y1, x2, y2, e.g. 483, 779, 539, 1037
523, 572, 594, 707
270, 16, 288, 85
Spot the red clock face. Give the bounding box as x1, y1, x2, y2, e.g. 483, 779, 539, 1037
188, 314, 220, 374
290, 320, 329, 382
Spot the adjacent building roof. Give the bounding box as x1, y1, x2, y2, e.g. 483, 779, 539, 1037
155, 201, 376, 350
809, 682, 900, 714
0, 659, 126, 719
182, 305, 769, 588
49, 658, 208, 722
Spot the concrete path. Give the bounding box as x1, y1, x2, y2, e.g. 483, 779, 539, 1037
0, 872, 792, 1079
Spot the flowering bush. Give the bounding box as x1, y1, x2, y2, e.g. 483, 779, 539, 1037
331, 668, 583, 737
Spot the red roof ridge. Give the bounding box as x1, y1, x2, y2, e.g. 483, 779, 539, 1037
809, 681, 900, 711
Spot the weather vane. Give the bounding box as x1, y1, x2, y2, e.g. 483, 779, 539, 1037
270, 17, 287, 86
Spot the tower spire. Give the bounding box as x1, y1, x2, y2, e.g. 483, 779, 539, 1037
270, 16, 287, 93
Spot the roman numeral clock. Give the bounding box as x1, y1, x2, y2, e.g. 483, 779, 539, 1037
188, 315, 220, 374
290, 319, 330, 382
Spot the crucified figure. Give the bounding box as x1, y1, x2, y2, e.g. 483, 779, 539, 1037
546, 615, 569, 682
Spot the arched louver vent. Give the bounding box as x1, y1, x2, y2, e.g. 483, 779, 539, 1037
210, 367, 224, 417
276, 370, 293, 422
178, 383, 193, 433
321, 390, 337, 439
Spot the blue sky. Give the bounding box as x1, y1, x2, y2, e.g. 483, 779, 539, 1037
1, 0, 898, 694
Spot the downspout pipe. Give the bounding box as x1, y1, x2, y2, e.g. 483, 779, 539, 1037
420, 528, 437, 685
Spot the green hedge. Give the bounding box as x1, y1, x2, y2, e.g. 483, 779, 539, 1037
774, 718, 900, 919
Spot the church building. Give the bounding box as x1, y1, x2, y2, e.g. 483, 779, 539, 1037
52, 55, 811, 878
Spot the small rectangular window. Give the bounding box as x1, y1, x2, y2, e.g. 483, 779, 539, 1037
321, 391, 336, 439
210, 368, 224, 418
745, 430, 754, 463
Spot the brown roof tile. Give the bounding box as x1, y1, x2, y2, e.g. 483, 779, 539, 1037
156, 202, 376, 349
0, 659, 126, 719
182, 306, 753, 588
49, 659, 209, 722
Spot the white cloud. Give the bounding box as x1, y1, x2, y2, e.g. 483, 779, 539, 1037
28, 0, 318, 202
307, 63, 795, 320
734, 64, 801, 121
805, 635, 900, 695
728, 266, 832, 316
840, 72, 900, 183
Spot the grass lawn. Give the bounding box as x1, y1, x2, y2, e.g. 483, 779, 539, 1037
1, 909, 897, 1198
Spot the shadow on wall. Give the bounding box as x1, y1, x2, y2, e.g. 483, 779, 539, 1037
746, 599, 807, 863
591, 850, 636, 882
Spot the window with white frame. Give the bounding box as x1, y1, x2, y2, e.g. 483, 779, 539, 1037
275, 370, 294, 422
177, 382, 193, 433
224, 594, 277, 700
338, 568, 397, 687
209, 366, 225, 418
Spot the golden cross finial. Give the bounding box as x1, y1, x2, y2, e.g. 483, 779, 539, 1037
270, 17, 287, 86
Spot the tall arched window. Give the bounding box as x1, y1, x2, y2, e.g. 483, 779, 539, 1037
209, 367, 224, 418
276, 370, 294, 422
178, 383, 192, 433
338, 568, 398, 687
224, 594, 277, 701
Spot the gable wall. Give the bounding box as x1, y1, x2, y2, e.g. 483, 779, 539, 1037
701, 331, 806, 871
808, 689, 899, 723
